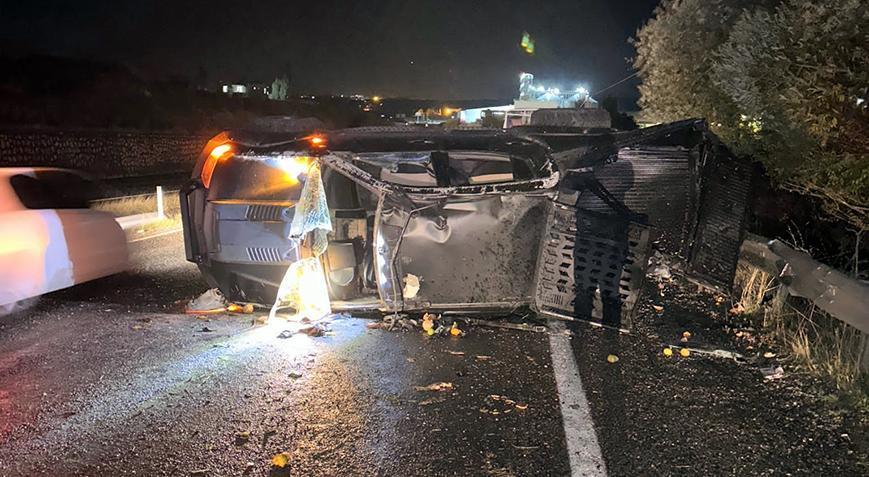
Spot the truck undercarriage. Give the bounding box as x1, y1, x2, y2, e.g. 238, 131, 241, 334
181, 119, 752, 329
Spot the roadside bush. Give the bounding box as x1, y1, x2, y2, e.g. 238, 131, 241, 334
635, 0, 869, 230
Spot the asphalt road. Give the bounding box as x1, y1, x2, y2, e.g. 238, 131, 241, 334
0, 232, 864, 476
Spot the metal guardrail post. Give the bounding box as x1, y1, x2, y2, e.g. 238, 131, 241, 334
156, 186, 165, 218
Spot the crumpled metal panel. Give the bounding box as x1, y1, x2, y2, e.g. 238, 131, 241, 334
373, 197, 410, 312
394, 195, 548, 309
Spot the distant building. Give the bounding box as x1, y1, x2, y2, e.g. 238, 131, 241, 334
220, 82, 270, 97
459, 72, 599, 128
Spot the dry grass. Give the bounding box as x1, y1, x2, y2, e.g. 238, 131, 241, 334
92, 192, 182, 234
733, 263, 868, 397
92, 192, 181, 217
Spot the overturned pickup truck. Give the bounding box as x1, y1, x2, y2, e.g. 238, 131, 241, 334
181, 119, 752, 329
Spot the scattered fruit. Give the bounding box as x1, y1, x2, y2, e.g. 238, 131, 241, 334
679, 348, 690, 357
663, 347, 673, 357
271, 452, 291, 468
606, 354, 619, 363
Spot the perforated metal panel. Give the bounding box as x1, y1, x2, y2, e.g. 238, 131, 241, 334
535, 203, 650, 329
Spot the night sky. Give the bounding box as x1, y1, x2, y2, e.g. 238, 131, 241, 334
0, 0, 660, 100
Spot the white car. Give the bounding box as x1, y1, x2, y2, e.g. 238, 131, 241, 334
0, 168, 128, 311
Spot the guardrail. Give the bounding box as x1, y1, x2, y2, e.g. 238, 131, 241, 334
739, 234, 869, 371
740, 234, 869, 334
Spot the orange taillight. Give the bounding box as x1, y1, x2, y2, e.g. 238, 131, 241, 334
201, 143, 233, 188
308, 134, 327, 149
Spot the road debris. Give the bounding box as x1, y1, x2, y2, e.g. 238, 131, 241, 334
449, 322, 464, 337
763, 351, 777, 359
475, 355, 493, 361
666, 345, 746, 362
300, 324, 326, 337
649, 253, 673, 281
276, 323, 327, 339
186, 288, 227, 313
198, 326, 214, 333
414, 382, 454, 392
761, 366, 785, 380
652, 305, 665, 313
480, 394, 528, 415
271, 451, 292, 468
606, 354, 619, 363
446, 351, 465, 356
464, 317, 546, 333
403, 273, 420, 299
381, 314, 417, 331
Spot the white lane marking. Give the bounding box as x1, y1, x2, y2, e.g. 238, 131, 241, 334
127, 228, 182, 243
549, 321, 608, 477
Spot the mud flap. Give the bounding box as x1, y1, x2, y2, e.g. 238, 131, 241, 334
534, 202, 651, 330
686, 151, 753, 290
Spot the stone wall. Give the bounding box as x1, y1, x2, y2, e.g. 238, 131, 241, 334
0, 129, 213, 178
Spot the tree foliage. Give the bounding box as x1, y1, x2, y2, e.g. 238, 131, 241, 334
634, 0, 868, 229
269, 76, 289, 101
